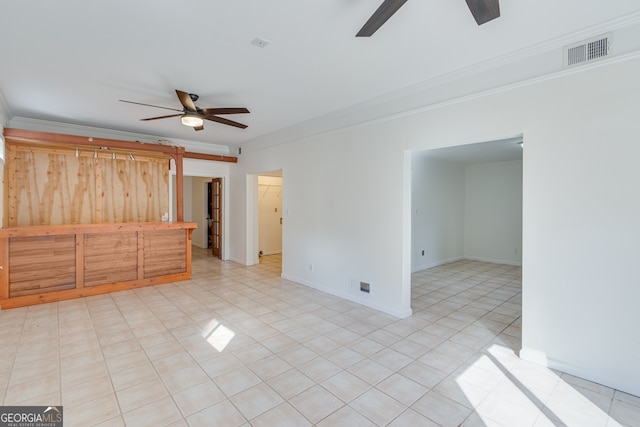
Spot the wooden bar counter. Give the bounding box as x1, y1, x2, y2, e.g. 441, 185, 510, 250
0, 221, 197, 309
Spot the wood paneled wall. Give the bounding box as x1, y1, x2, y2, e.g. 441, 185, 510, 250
83, 232, 138, 287
9, 235, 76, 297
144, 229, 187, 277
0, 222, 197, 309
4, 143, 169, 227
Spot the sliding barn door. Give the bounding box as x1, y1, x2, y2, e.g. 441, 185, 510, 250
211, 178, 222, 258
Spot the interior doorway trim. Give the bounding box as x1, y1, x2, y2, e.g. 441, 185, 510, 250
170, 166, 230, 261
246, 169, 283, 267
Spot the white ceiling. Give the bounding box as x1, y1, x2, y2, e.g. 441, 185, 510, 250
1, 1, 640, 153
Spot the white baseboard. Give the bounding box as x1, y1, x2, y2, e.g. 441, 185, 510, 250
464, 255, 522, 266
281, 273, 412, 319
412, 256, 464, 273
228, 257, 252, 266
521, 348, 640, 397
412, 255, 521, 273
260, 250, 282, 256
520, 347, 549, 366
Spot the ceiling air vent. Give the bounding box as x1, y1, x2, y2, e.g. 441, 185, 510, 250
563, 33, 612, 69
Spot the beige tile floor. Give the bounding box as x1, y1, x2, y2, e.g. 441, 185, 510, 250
1, 248, 639, 426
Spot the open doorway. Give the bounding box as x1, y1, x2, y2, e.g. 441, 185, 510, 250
409, 136, 524, 357
408, 136, 523, 352
246, 170, 283, 271
171, 174, 229, 259
411, 137, 523, 274
257, 175, 282, 257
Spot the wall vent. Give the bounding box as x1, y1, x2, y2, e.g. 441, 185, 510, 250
563, 33, 612, 69
360, 282, 370, 293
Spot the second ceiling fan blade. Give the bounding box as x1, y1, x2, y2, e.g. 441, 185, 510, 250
202, 107, 250, 115
175, 89, 197, 111
357, 0, 408, 37
119, 99, 182, 112
140, 113, 183, 121
466, 0, 500, 25
205, 115, 248, 129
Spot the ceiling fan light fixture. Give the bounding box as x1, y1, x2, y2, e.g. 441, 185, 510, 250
181, 114, 204, 127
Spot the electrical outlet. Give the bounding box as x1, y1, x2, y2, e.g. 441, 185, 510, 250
422, 250, 425, 256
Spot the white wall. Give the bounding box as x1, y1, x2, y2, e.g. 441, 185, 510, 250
411, 155, 465, 271
0, 86, 7, 227
411, 157, 522, 272
464, 160, 522, 264
231, 55, 640, 396
0, 127, 4, 228
231, 133, 410, 317
190, 177, 212, 249
258, 176, 282, 255
183, 176, 193, 221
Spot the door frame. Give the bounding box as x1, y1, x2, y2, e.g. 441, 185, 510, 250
246, 170, 283, 266
169, 165, 230, 260
211, 177, 223, 258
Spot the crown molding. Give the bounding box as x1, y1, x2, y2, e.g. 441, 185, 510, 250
0, 88, 11, 127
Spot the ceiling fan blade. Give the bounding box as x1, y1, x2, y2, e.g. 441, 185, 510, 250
193, 125, 204, 131
202, 107, 250, 115
140, 113, 183, 121
356, 0, 408, 37
466, 0, 500, 25
205, 115, 248, 129
176, 89, 197, 111
119, 99, 182, 112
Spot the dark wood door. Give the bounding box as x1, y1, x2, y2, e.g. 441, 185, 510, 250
211, 178, 222, 258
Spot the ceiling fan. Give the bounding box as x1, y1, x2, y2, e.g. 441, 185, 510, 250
356, 0, 500, 37
120, 89, 249, 131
